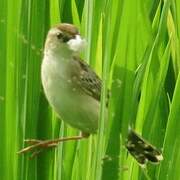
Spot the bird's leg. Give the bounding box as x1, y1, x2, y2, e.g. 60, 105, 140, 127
17, 132, 89, 155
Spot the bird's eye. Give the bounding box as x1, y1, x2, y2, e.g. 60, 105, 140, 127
57, 32, 63, 39
62, 36, 70, 43
56, 32, 70, 43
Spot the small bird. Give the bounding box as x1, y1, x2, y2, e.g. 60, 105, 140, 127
18, 23, 163, 165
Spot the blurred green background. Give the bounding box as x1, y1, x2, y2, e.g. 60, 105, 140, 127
0, 0, 180, 179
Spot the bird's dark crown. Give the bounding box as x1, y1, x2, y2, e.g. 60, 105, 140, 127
56, 23, 79, 36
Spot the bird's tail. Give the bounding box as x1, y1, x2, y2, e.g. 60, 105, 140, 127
126, 129, 163, 165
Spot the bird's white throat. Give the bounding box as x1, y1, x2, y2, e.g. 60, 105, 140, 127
67, 35, 86, 52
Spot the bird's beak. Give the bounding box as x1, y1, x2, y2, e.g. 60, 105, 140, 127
67, 35, 86, 52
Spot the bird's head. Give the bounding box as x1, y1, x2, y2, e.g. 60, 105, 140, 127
44, 23, 86, 55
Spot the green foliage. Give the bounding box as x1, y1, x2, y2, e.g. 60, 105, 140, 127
0, 0, 179, 179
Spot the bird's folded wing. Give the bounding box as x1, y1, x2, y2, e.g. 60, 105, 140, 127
73, 56, 102, 102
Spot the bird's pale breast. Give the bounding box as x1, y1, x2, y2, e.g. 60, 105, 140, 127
41, 55, 99, 133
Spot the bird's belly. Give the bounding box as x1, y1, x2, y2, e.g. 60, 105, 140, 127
41, 63, 99, 133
